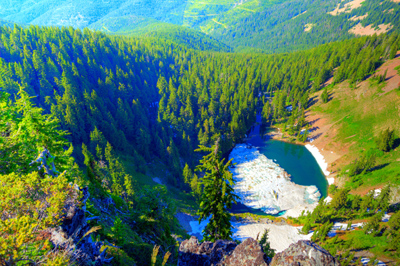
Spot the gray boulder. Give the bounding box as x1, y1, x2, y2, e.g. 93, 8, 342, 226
223, 238, 268, 266
270, 240, 340, 266
178, 237, 268, 266
178, 236, 237, 266
50, 186, 112, 265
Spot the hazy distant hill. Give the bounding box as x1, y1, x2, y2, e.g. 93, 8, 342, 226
89, 15, 232, 52
0, 0, 187, 27
0, 18, 15, 27
0, 0, 398, 53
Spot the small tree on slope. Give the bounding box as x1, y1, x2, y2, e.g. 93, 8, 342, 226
195, 140, 238, 241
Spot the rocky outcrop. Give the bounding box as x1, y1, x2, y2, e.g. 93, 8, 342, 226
178, 236, 237, 266
33, 149, 111, 265
178, 237, 268, 266
178, 238, 340, 266
50, 185, 112, 265
270, 240, 340, 266
223, 238, 268, 266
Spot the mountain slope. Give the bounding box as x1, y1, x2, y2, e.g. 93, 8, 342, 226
308, 51, 400, 191
0, 0, 398, 53
202, 0, 400, 53
90, 17, 232, 52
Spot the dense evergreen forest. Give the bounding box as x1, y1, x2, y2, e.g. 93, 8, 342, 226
1, 24, 399, 186
1, 23, 400, 264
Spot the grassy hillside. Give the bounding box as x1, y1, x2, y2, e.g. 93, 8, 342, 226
309, 52, 400, 192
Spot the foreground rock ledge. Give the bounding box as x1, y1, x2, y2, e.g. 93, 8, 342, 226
270, 240, 340, 266
178, 237, 340, 266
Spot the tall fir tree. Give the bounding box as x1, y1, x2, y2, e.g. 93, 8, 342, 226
195, 140, 238, 241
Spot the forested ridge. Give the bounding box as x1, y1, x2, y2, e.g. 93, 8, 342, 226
1, 23, 400, 264
1, 0, 399, 53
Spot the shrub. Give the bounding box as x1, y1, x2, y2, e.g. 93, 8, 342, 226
348, 150, 376, 176
321, 89, 329, 103
123, 242, 153, 266
104, 246, 136, 266
376, 128, 395, 152
0, 171, 74, 264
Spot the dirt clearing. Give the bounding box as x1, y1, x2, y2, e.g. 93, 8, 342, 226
329, 0, 365, 15
349, 23, 393, 36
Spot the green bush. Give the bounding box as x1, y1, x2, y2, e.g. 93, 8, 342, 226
321, 89, 329, 103
348, 150, 376, 176
123, 242, 153, 266
104, 246, 136, 266
376, 128, 395, 152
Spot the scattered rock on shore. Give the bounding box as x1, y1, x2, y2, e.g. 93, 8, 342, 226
229, 144, 321, 217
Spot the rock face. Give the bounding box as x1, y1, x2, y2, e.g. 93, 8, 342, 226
178, 237, 268, 266
223, 238, 268, 266
178, 236, 237, 266
178, 238, 340, 266
270, 240, 340, 266
34, 149, 111, 265
50, 185, 112, 265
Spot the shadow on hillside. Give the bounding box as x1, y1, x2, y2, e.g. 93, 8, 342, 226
308, 96, 318, 107
385, 75, 395, 82
309, 132, 323, 141
392, 138, 400, 150
308, 118, 320, 126
328, 92, 334, 102
309, 126, 319, 133
369, 163, 390, 172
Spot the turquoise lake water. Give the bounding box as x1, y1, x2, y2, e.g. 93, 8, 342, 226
230, 117, 328, 215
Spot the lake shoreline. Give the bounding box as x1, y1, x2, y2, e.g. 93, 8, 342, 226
265, 126, 336, 188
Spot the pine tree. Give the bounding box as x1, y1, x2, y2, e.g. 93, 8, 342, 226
302, 220, 311, 234
330, 188, 349, 210
375, 186, 390, 212
321, 88, 329, 103
183, 163, 193, 185
259, 229, 275, 260
190, 173, 201, 198
195, 140, 238, 241
376, 128, 395, 152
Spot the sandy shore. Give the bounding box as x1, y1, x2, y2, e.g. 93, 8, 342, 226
229, 144, 321, 217
305, 144, 330, 176
305, 143, 337, 187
